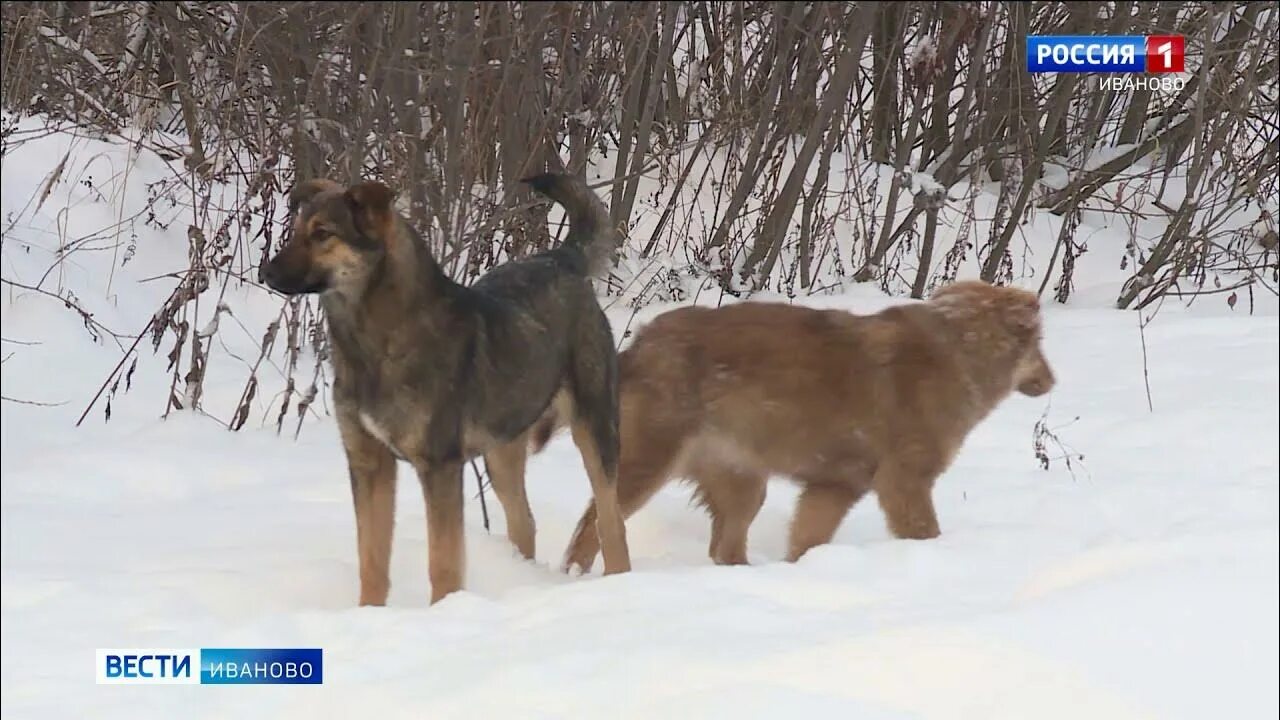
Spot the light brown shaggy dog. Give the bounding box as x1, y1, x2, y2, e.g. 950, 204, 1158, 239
530, 280, 1056, 572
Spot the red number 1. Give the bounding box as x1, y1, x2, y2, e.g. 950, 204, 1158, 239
1146, 36, 1185, 73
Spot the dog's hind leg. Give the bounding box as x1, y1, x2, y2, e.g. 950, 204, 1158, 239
337, 413, 397, 607
563, 394, 686, 575
484, 434, 536, 561
568, 415, 631, 576
566, 316, 632, 576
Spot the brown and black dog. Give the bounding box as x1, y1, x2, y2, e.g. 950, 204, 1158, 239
531, 280, 1056, 572
261, 172, 631, 605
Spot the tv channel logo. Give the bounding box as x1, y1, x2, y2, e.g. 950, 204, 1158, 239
97, 648, 323, 685
96, 649, 198, 685
1027, 35, 1184, 73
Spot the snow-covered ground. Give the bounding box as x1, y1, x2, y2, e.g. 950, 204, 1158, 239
2, 116, 1277, 719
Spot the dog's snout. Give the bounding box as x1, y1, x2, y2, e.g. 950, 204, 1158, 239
1019, 378, 1051, 397
1017, 368, 1055, 397
260, 260, 280, 287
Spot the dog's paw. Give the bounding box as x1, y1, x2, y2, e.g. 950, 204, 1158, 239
559, 557, 590, 577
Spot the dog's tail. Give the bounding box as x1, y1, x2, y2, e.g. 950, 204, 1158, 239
522, 173, 620, 278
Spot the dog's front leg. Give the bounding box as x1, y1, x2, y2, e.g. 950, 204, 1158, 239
416, 460, 466, 604
873, 455, 943, 541
337, 412, 397, 607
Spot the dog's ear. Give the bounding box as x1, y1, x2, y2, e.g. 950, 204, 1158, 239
344, 181, 397, 240
288, 178, 342, 215
1002, 293, 1042, 337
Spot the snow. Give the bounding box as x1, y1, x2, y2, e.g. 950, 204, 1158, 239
910, 36, 937, 72
907, 171, 946, 197
2, 114, 1278, 719
1040, 163, 1070, 191
1084, 143, 1139, 172
35, 26, 110, 77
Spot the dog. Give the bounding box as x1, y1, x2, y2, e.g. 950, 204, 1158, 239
261, 172, 632, 605
530, 280, 1056, 572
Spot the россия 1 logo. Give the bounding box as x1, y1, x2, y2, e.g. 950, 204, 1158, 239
1027, 35, 1185, 73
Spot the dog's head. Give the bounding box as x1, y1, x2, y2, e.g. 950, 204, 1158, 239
260, 179, 398, 297
1011, 331, 1055, 398
929, 281, 1056, 398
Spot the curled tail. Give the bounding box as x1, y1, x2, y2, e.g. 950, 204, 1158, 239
522, 172, 620, 278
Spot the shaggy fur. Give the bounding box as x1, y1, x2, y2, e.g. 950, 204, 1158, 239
261, 172, 632, 605
530, 280, 1056, 572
